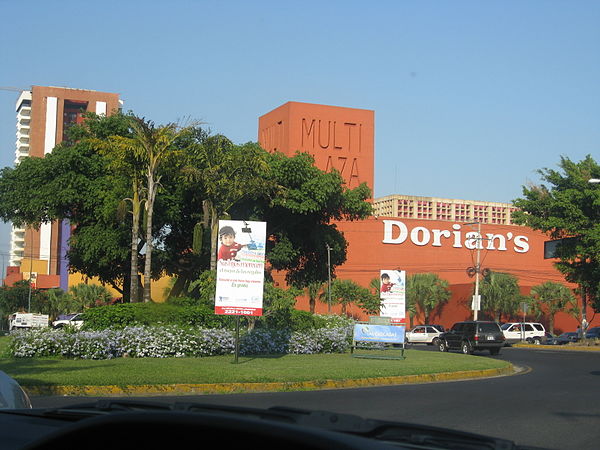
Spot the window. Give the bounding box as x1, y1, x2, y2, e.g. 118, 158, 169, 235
478, 323, 500, 333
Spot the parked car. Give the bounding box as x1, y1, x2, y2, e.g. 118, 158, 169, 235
437, 321, 505, 355
405, 325, 443, 345
501, 322, 546, 344
584, 326, 600, 340
52, 313, 84, 329
545, 332, 579, 345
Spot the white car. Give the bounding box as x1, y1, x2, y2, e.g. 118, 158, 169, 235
406, 325, 443, 345
501, 322, 546, 344
52, 313, 84, 330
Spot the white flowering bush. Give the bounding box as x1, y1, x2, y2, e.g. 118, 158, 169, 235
8, 324, 352, 359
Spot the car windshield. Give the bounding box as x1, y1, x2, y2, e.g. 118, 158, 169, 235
0, 3, 598, 450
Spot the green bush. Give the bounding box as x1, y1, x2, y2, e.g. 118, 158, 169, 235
82, 303, 235, 330
81, 302, 354, 333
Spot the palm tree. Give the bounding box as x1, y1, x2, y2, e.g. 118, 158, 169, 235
306, 281, 323, 313
530, 281, 577, 334
182, 135, 272, 272
479, 271, 521, 322
69, 283, 112, 310
406, 273, 451, 324
129, 118, 186, 302
326, 279, 371, 315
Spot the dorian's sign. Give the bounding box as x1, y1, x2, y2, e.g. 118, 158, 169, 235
381, 220, 530, 253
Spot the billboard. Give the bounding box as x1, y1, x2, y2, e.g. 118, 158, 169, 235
353, 323, 405, 343
215, 220, 267, 316
379, 269, 406, 325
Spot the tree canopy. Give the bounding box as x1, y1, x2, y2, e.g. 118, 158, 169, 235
405, 273, 451, 324
0, 113, 372, 301
512, 155, 600, 314
479, 271, 521, 322
529, 281, 577, 334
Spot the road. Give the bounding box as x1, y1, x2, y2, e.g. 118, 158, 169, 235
32, 346, 600, 449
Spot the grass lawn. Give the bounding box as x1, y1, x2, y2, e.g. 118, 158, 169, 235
0, 336, 510, 388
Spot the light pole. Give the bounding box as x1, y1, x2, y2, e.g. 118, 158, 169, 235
325, 243, 332, 313
465, 222, 482, 320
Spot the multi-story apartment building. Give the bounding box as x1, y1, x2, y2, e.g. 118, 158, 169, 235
372, 194, 518, 225
8, 86, 121, 289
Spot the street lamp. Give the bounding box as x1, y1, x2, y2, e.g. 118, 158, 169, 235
589, 179, 600, 184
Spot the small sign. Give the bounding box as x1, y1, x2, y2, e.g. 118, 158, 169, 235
353, 324, 405, 344
471, 294, 481, 311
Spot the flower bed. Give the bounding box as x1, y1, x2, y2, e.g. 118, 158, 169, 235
8, 325, 353, 359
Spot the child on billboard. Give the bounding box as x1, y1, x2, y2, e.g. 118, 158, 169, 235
218, 225, 246, 261
380, 272, 395, 293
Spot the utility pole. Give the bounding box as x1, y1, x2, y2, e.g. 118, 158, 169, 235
465, 221, 482, 321
474, 221, 481, 321
325, 243, 332, 313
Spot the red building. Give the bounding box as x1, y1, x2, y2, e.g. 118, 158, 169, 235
259, 101, 596, 333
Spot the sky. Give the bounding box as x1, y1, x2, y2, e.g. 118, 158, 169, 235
0, 0, 599, 272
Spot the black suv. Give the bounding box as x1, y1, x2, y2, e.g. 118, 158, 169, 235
438, 321, 504, 355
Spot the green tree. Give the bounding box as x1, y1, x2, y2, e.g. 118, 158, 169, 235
0, 281, 45, 316
512, 155, 600, 321
406, 273, 451, 324
122, 117, 189, 302
479, 271, 521, 322
306, 281, 324, 314
327, 279, 376, 315
234, 151, 372, 288
33, 288, 80, 320
530, 281, 577, 334
69, 283, 113, 310
189, 137, 272, 272
0, 113, 134, 297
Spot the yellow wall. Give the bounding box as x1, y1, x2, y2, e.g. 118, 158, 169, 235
67, 272, 173, 303
19, 258, 50, 275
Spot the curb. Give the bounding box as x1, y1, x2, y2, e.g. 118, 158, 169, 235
513, 343, 600, 352
24, 364, 515, 397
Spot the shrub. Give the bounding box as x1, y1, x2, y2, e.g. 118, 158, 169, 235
8, 324, 353, 359
82, 303, 235, 330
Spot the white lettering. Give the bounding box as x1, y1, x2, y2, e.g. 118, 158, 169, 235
382, 221, 529, 254
486, 233, 507, 251
382, 220, 408, 244
410, 227, 431, 246
452, 224, 462, 248
513, 235, 529, 253
465, 232, 483, 250
432, 229, 451, 247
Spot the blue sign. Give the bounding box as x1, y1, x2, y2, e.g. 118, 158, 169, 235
353, 324, 405, 344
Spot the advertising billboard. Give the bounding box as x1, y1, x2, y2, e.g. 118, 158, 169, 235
215, 220, 267, 316
379, 269, 406, 325
353, 323, 405, 343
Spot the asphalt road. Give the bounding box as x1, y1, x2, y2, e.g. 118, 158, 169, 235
31, 346, 600, 450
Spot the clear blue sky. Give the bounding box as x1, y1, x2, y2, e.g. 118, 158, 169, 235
1, 0, 599, 266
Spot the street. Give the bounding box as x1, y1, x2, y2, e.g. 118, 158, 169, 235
31, 346, 600, 449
